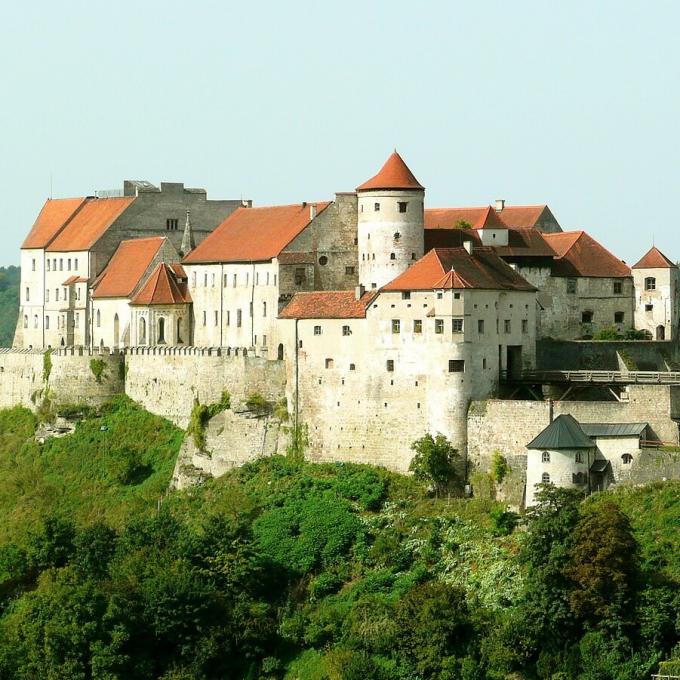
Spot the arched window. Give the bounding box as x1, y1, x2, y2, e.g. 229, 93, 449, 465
621, 453, 633, 464
96, 310, 101, 328
25, 287, 30, 302
45, 316, 50, 330
23, 315, 28, 329
541, 472, 551, 484
139, 317, 147, 345
177, 318, 183, 344
645, 277, 656, 291
575, 452, 583, 463
34, 315, 38, 329
158, 318, 166, 344
277, 343, 284, 360
263, 301, 267, 317
541, 451, 550, 463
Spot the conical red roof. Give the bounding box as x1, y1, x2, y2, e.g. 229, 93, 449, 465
131, 263, 191, 306
356, 152, 424, 192
632, 246, 676, 269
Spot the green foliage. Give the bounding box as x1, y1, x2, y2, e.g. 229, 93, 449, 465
625, 328, 649, 340
594, 327, 622, 340
187, 392, 231, 451
42, 349, 52, 383
409, 432, 459, 495
0, 401, 678, 679
455, 219, 472, 229
286, 421, 308, 462
0, 266, 19, 347
490, 450, 509, 484
245, 392, 271, 414
89, 358, 107, 384
618, 349, 638, 371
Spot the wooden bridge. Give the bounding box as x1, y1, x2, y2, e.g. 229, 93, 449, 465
502, 370, 680, 386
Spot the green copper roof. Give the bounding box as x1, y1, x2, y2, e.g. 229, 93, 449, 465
527, 414, 595, 450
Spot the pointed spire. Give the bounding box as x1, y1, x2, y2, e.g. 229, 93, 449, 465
180, 209, 195, 257
356, 151, 424, 192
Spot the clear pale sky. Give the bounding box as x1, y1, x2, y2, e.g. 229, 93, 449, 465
1, 0, 678, 266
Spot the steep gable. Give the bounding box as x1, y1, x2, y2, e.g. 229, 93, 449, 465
131, 263, 191, 306
543, 231, 630, 278
632, 246, 677, 270
21, 198, 86, 249
356, 152, 424, 192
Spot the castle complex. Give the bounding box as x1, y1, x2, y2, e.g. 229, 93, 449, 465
8, 153, 680, 505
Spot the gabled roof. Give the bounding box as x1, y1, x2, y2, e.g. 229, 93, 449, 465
279, 290, 377, 319
131, 263, 191, 306
22, 198, 86, 249
527, 414, 594, 450
92, 237, 167, 299
496, 205, 551, 229
494, 228, 556, 258
543, 231, 631, 278
47, 196, 136, 252
183, 202, 331, 264
356, 152, 424, 192
425, 206, 507, 230
632, 246, 676, 270
382, 247, 536, 292
62, 275, 88, 285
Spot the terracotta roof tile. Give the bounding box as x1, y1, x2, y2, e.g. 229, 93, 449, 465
92, 237, 166, 299
131, 263, 191, 306
183, 202, 331, 264
494, 228, 555, 258
170, 263, 188, 279
425, 206, 506, 230
632, 246, 677, 269
279, 290, 377, 319
496, 205, 548, 229
543, 231, 631, 278
22, 198, 86, 249
47, 196, 135, 252
356, 152, 424, 192
62, 275, 88, 285
383, 247, 536, 292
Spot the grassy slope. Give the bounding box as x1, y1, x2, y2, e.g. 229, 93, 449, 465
0, 396, 183, 545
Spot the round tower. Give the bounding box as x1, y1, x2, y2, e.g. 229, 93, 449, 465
356, 151, 425, 289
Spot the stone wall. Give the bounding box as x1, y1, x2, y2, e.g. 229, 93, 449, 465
123, 346, 286, 427
0, 347, 123, 410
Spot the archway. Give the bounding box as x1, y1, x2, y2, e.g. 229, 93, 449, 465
277, 343, 284, 360
113, 314, 120, 348
656, 325, 666, 340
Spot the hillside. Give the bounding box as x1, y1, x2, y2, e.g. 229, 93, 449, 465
0, 399, 677, 679
0, 266, 19, 347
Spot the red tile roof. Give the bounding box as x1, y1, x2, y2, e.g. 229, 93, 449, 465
92, 237, 166, 299
383, 247, 536, 292
62, 275, 88, 285
22, 198, 86, 249
356, 152, 424, 192
47, 197, 136, 252
425, 206, 506, 230
543, 231, 631, 278
494, 228, 555, 258
632, 246, 677, 269
279, 290, 377, 319
496, 205, 549, 229
131, 263, 191, 306
170, 263, 188, 279
183, 203, 331, 264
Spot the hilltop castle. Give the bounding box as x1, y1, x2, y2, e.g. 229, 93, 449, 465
10, 153, 680, 504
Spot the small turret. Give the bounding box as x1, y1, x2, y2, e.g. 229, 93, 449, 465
180, 210, 195, 257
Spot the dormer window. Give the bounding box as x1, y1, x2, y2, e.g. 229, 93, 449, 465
645, 277, 656, 291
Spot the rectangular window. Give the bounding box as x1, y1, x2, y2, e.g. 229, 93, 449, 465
325, 358, 334, 369
166, 218, 178, 231
47, 260, 51, 272
203, 311, 207, 326
226, 311, 230, 326
449, 360, 465, 372
233, 274, 237, 287
295, 268, 305, 285
262, 334, 267, 346
314, 325, 322, 335
436, 292, 443, 299
413, 319, 422, 333
223, 274, 228, 287
374, 202, 380, 212
386, 359, 394, 372
25, 287, 29, 302
452, 318, 463, 333
263, 302, 267, 317
237, 310, 242, 327
504, 319, 511, 333
45, 289, 49, 302
478, 319, 484, 334
435, 319, 444, 334
398, 201, 408, 213
204, 273, 208, 286
59, 259, 63, 271
581, 311, 593, 323
614, 311, 624, 323
256, 272, 259, 285
342, 325, 351, 336
645, 303, 653, 312
522, 319, 529, 333
567, 278, 577, 294
345, 266, 355, 275
249, 302, 253, 317
401, 291, 411, 300
56, 289, 59, 302
74, 258, 78, 270
645, 277, 656, 291
32, 259, 36, 271
454, 292, 461, 299
214, 311, 219, 326
613, 281, 623, 294
392, 319, 401, 334
68, 259, 71, 271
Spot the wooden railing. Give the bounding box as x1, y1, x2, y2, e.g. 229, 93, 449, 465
501, 370, 680, 385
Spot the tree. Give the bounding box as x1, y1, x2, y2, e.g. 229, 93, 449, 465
565, 500, 638, 627
409, 433, 459, 496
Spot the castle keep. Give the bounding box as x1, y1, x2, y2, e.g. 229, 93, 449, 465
8, 154, 680, 504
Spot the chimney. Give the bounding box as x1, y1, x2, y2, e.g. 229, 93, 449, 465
495, 198, 505, 212
463, 240, 474, 255
355, 284, 365, 300
310, 203, 317, 220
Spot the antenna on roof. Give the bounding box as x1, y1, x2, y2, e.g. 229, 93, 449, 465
49, 173, 53, 200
